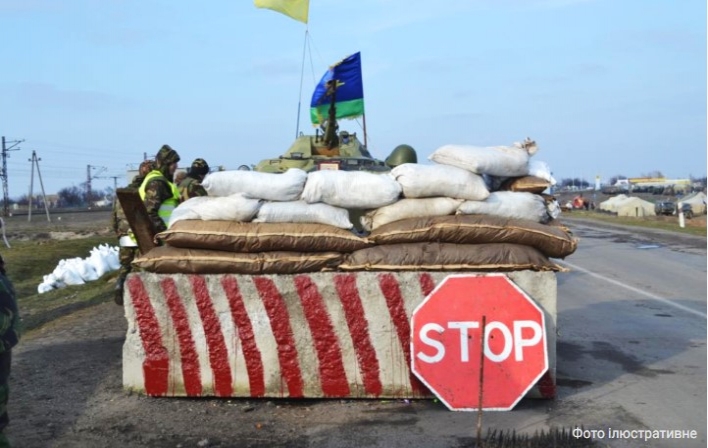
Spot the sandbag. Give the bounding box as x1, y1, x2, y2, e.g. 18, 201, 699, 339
169, 194, 262, 227
367, 215, 577, 258
499, 176, 551, 194
202, 168, 307, 201
528, 160, 556, 185
133, 246, 342, 275
341, 243, 564, 272
428, 139, 537, 177
391, 163, 489, 200
360, 198, 463, 232
254, 201, 353, 229
457, 192, 550, 223
301, 170, 401, 209
156, 220, 371, 253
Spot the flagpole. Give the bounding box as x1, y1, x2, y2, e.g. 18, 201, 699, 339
295, 28, 309, 139
362, 113, 368, 148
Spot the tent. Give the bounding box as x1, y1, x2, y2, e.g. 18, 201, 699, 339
614, 197, 656, 217
599, 194, 628, 213
678, 191, 707, 214
600, 195, 655, 217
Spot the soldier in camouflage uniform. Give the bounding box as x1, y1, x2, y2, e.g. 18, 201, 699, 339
112, 160, 155, 306
178, 158, 210, 201
0, 255, 20, 448
139, 145, 181, 234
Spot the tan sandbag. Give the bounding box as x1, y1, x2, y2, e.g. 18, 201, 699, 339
133, 246, 342, 275
499, 176, 551, 194
156, 220, 371, 253
368, 215, 577, 259
341, 243, 565, 272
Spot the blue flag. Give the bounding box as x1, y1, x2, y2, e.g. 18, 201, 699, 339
310, 52, 364, 125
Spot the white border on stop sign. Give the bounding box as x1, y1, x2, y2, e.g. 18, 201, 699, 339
410, 273, 549, 411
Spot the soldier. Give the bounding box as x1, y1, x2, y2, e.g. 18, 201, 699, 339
178, 158, 210, 201
112, 160, 155, 306
0, 255, 20, 448
139, 145, 181, 234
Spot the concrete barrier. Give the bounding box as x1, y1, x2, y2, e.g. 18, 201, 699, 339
123, 271, 556, 399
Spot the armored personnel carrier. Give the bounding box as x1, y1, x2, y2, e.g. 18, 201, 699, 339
253, 78, 417, 173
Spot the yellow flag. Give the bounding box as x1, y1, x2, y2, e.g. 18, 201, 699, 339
254, 0, 309, 24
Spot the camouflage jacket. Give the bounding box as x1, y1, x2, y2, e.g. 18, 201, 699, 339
142, 175, 178, 233
0, 274, 20, 354
178, 175, 208, 201
112, 175, 144, 237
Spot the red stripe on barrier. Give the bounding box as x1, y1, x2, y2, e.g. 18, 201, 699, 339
419, 273, 436, 297
126, 276, 169, 396
378, 273, 427, 394
221, 277, 266, 397
334, 274, 383, 396
160, 278, 202, 396
254, 277, 305, 398
294, 275, 350, 397
189, 276, 233, 397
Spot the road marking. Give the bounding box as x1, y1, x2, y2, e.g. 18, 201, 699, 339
559, 260, 707, 319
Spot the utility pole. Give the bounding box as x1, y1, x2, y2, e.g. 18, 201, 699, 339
27, 151, 51, 222
1, 136, 24, 217
86, 164, 107, 206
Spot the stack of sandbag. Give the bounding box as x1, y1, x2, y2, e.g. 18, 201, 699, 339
340, 215, 574, 272
134, 221, 370, 275
343, 138, 574, 272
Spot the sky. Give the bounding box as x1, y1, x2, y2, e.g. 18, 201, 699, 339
0, 0, 706, 197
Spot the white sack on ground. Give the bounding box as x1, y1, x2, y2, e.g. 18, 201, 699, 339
361, 198, 463, 231
301, 170, 402, 209
391, 163, 489, 200
38, 245, 121, 294
169, 195, 262, 227
429, 139, 537, 177
457, 191, 550, 223
528, 160, 556, 185
202, 168, 307, 201
254, 201, 354, 229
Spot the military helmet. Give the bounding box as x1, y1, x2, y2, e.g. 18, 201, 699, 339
156, 144, 180, 167
385, 144, 418, 168
190, 158, 210, 176
139, 160, 156, 177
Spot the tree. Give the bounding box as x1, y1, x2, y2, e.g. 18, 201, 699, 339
57, 186, 84, 207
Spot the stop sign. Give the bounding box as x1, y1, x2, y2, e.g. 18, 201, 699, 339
411, 274, 548, 411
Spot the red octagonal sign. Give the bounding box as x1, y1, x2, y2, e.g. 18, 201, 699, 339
411, 274, 548, 411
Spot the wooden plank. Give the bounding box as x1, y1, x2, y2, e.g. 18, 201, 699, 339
116, 188, 157, 253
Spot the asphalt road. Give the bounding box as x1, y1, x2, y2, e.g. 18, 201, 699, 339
6, 219, 707, 448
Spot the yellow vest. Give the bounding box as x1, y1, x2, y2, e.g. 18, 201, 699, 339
139, 170, 180, 226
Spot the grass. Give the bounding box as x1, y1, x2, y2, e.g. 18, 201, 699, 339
2, 235, 118, 332
564, 210, 707, 237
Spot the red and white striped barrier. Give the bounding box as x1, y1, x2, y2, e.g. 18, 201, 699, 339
123, 271, 556, 399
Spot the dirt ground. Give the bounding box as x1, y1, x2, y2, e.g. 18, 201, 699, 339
4, 209, 705, 447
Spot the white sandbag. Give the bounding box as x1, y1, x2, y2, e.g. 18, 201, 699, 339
361, 198, 463, 231
301, 171, 401, 209
87, 247, 111, 277
457, 191, 550, 223
391, 163, 489, 200
100, 244, 121, 271
528, 160, 556, 185
202, 168, 307, 201
168, 196, 211, 227
38, 282, 55, 294
547, 198, 561, 220
482, 174, 507, 193
429, 139, 537, 177
254, 201, 353, 229
53, 259, 85, 286
76, 259, 99, 282
170, 195, 262, 226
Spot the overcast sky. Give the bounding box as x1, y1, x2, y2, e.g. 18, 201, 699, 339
0, 0, 705, 196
